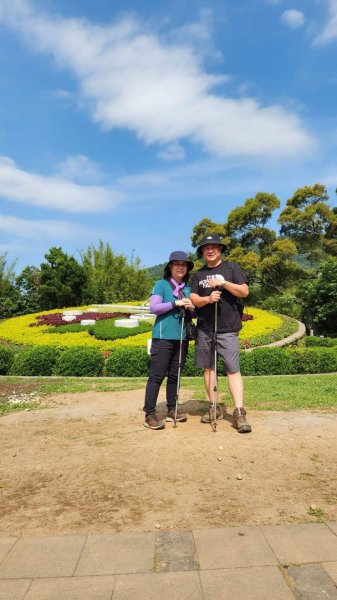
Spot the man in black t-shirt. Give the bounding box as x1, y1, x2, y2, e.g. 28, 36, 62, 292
190, 234, 251, 433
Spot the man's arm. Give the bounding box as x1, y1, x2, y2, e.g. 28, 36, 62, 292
208, 279, 249, 299
190, 290, 222, 308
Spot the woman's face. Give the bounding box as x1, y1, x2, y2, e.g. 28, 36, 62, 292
170, 261, 188, 281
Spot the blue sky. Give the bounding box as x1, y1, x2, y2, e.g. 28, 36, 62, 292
1, 0, 337, 272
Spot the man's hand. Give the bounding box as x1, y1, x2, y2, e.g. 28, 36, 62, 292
207, 290, 221, 303
208, 276, 225, 289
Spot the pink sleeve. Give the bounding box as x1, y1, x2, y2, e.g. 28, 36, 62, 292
150, 294, 174, 316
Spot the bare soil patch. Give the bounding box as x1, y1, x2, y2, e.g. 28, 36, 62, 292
1, 388, 337, 535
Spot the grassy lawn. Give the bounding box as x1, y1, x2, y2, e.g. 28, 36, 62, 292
0, 373, 336, 415
186, 374, 337, 411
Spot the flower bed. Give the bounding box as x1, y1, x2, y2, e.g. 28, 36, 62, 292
0, 306, 299, 352
31, 312, 130, 327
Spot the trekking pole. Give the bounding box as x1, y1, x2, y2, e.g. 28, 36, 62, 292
210, 274, 225, 432
174, 307, 185, 428
211, 301, 218, 432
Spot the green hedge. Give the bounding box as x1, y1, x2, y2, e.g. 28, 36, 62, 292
106, 347, 150, 376
10, 346, 60, 376
4, 343, 337, 377
306, 336, 337, 347
0, 345, 14, 375
104, 345, 337, 377
241, 348, 294, 376
55, 347, 104, 377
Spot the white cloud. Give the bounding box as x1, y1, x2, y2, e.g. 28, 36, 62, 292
0, 214, 89, 240
281, 9, 305, 29
55, 155, 104, 183
0, 0, 315, 159
0, 156, 122, 213
314, 0, 337, 43
158, 142, 186, 161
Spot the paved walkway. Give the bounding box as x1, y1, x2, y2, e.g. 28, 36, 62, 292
1, 522, 337, 599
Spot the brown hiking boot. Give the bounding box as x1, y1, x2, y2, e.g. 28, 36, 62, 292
201, 403, 225, 423
144, 412, 165, 430
233, 407, 251, 433
166, 408, 187, 422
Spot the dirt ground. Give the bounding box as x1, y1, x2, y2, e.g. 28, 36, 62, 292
1, 387, 337, 536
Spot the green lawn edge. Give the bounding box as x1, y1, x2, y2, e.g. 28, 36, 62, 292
1, 373, 336, 414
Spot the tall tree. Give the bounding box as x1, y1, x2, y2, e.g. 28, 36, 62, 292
298, 257, 337, 335
39, 247, 86, 310
226, 192, 280, 255
16, 266, 42, 314
278, 184, 336, 264
191, 218, 228, 249
0, 252, 20, 318
81, 241, 151, 303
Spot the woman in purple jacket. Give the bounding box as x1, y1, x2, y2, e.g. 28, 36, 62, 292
143, 251, 195, 430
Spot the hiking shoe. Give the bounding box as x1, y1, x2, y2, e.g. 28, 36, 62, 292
144, 412, 165, 430
233, 407, 251, 433
166, 408, 187, 422
201, 404, 224, 423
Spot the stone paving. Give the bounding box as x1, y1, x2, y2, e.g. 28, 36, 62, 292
1, 522, 337, 599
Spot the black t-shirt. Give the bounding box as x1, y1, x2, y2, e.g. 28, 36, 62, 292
191, 261, 248, 334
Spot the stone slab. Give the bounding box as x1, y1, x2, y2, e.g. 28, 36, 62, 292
155, 531, 199, 572
25, 575, 116, 600
0, 536, 86, 578
0, 578, 31, 600
261, 523, 337, 564
0, 538, 17, 565
112, 571, 203, 600
75, 532, 155, 576
286, 564, 337, 599
200, 566, 295, 600
193, 526, 278, 570
323, 562, 337, 586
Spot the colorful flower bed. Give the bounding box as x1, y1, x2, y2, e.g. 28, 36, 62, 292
31, 312, 130, 327
0, 306, 298, 351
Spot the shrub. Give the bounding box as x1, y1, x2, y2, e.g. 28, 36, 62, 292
106, 347, 150, 377
55, 347, 104, 377
240, 350, 259, 376
10, 346, 60, 376
252, 348, 294, 375
240, 347, 337, 376
288, 348, 321, 374
181, 346, 203, 376
317, 348, 337, 372
0, 345, 14, 375
92, 318, 152, 341
306, 336, 337, 347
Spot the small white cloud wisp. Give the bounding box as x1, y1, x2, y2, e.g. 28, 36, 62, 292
0, 156, 122, 213
314, 0, 337, 43
0, 213, 89, 240
280, 9, 305, 29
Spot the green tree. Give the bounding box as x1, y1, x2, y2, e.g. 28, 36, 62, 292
226, 192, 280, 255
298, 257, 337, 336
278, 184, 336, 264
15, 266, 42, 314
39, 247, 86, 310
81, 241, 151, 303
0, 253, 20, 318
191, 218, 228, 249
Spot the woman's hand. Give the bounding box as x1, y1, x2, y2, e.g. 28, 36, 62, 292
175, 298, 194, 310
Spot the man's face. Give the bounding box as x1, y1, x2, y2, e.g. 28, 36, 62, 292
202, 244, 222, 264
